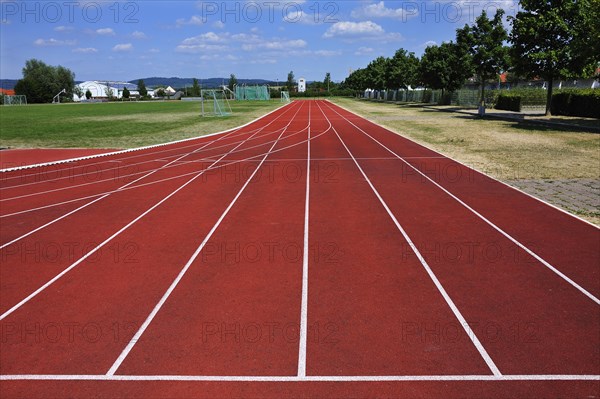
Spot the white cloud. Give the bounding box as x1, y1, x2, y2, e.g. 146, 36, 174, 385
355, 46, 375, 55
284, 10, 318, 24
250, 59, 277, 65
1, 19, 11, 25
323, 21, 384, 38
314, 50, 342, 57
131, 31, 147, 39
54, 25, 74, 32
242, 39, 307, 51
176, 15, 204, 27
34, 38, 76, 46
423, 40, 437, 47
351, 1, 417, 20
112, 43, 133, 52
73, 47, 98, 53
213, 20, 225, 29
149, 48, 160, 53
96, 28, 115, 36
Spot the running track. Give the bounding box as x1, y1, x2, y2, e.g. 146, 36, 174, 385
0, 100, 598, 398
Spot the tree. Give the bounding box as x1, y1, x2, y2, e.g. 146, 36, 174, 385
286, 71, 295, 92
387, 49, 420, 89
137, 79, 148, 98
365, 56, 389, 90
85, 89, 92, 100
14, 59, 75, 103
509, 0, 599, 115
73, 85, 83, 101
122, 87, 130, 99
228, 74, 238, 93
457, 9, 509, 114
342, 68, 369, 92
324, 72, 332, 92
104, 85, 115, 100
419, 42, 473, 96
156, 88, 166, 97
191, 78, 201, 96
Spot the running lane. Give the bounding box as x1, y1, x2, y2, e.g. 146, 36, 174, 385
327, 102, 600, 299
111, 101, 312, 376
0, 103, 299, 315
0, 102, 304, 375
320, 100, 600, 375
304, 101, 492, 376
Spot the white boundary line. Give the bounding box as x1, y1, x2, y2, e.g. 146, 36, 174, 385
0, 103, 290, 174
297, 101, 312, 378
328, 99, 600, 230
0, 122, 285, 189
0, 123, 313, 219
0, 127, 242, 251
107, 102, 308, 376
324, 101, 600, 306
317, 102, 502, 377
0, 104, 302, 322
1, 374, 597, 382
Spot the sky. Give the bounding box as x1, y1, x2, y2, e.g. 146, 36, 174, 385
0, 0, 520, 82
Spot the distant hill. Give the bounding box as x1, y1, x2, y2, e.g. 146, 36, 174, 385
0, 77, 284, 91
128, 77, 278, 89
0, 79, 18, 90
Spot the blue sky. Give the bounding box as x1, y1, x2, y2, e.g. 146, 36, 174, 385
0, 1, 519, 82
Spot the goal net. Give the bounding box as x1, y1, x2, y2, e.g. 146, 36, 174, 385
3, 95, 27, 105
201, 89, 232, 117
281, 91, 291, 103
235, 85, 270, 101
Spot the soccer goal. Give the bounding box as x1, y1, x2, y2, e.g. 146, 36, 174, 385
3, 95, 27, 106
281, 91, 291, 103
201, 89, 232, 117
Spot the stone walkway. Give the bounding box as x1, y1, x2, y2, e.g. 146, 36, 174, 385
505, 179, 600, 225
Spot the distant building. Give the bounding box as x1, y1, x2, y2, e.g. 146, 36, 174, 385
73, 81, 155, 101
298, 78, 306, 93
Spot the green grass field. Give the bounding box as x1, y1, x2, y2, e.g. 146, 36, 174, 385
0, 100, 282, 149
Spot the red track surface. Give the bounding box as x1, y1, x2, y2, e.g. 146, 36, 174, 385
0, 100, 598, 398
0, 148, 119, 169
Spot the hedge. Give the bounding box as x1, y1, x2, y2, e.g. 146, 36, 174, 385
495, 94, 522, 112
551, 89, 600, 119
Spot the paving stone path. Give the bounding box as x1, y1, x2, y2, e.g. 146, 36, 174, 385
506, 178, 600, 226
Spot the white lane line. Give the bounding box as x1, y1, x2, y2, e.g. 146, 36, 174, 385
0, 104, 295, 322
0, 374, 598, 382
106, 103, 308, 377
317, 102, 502, 377
0, 124, 316, 220
297, 101, 313, 378
0, 103, 291, 176
0, 129, 241, 251
323, 101, 600, 306
0, 124, 299, 203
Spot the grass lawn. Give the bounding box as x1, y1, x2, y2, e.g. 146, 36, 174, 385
0, 100, 282, 149
329, 98, 600, 225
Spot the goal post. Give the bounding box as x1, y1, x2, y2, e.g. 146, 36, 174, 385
3, 95, 27, 105
281, 91, 291, 103
201, 89, 232, 117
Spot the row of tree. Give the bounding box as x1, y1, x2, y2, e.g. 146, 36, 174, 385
342, 0, 599, 115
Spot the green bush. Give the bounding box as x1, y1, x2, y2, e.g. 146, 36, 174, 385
495, 94, 522, 112
551, 89, 600, 118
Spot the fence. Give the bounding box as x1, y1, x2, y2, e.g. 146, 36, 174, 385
362, 88, 550, 111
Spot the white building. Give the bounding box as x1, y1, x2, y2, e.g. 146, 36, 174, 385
73, 81, 155, 101
298, 78, 306, 93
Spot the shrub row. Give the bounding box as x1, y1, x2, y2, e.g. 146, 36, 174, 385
495, 94, 522, 112
551, 89, 600, 119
